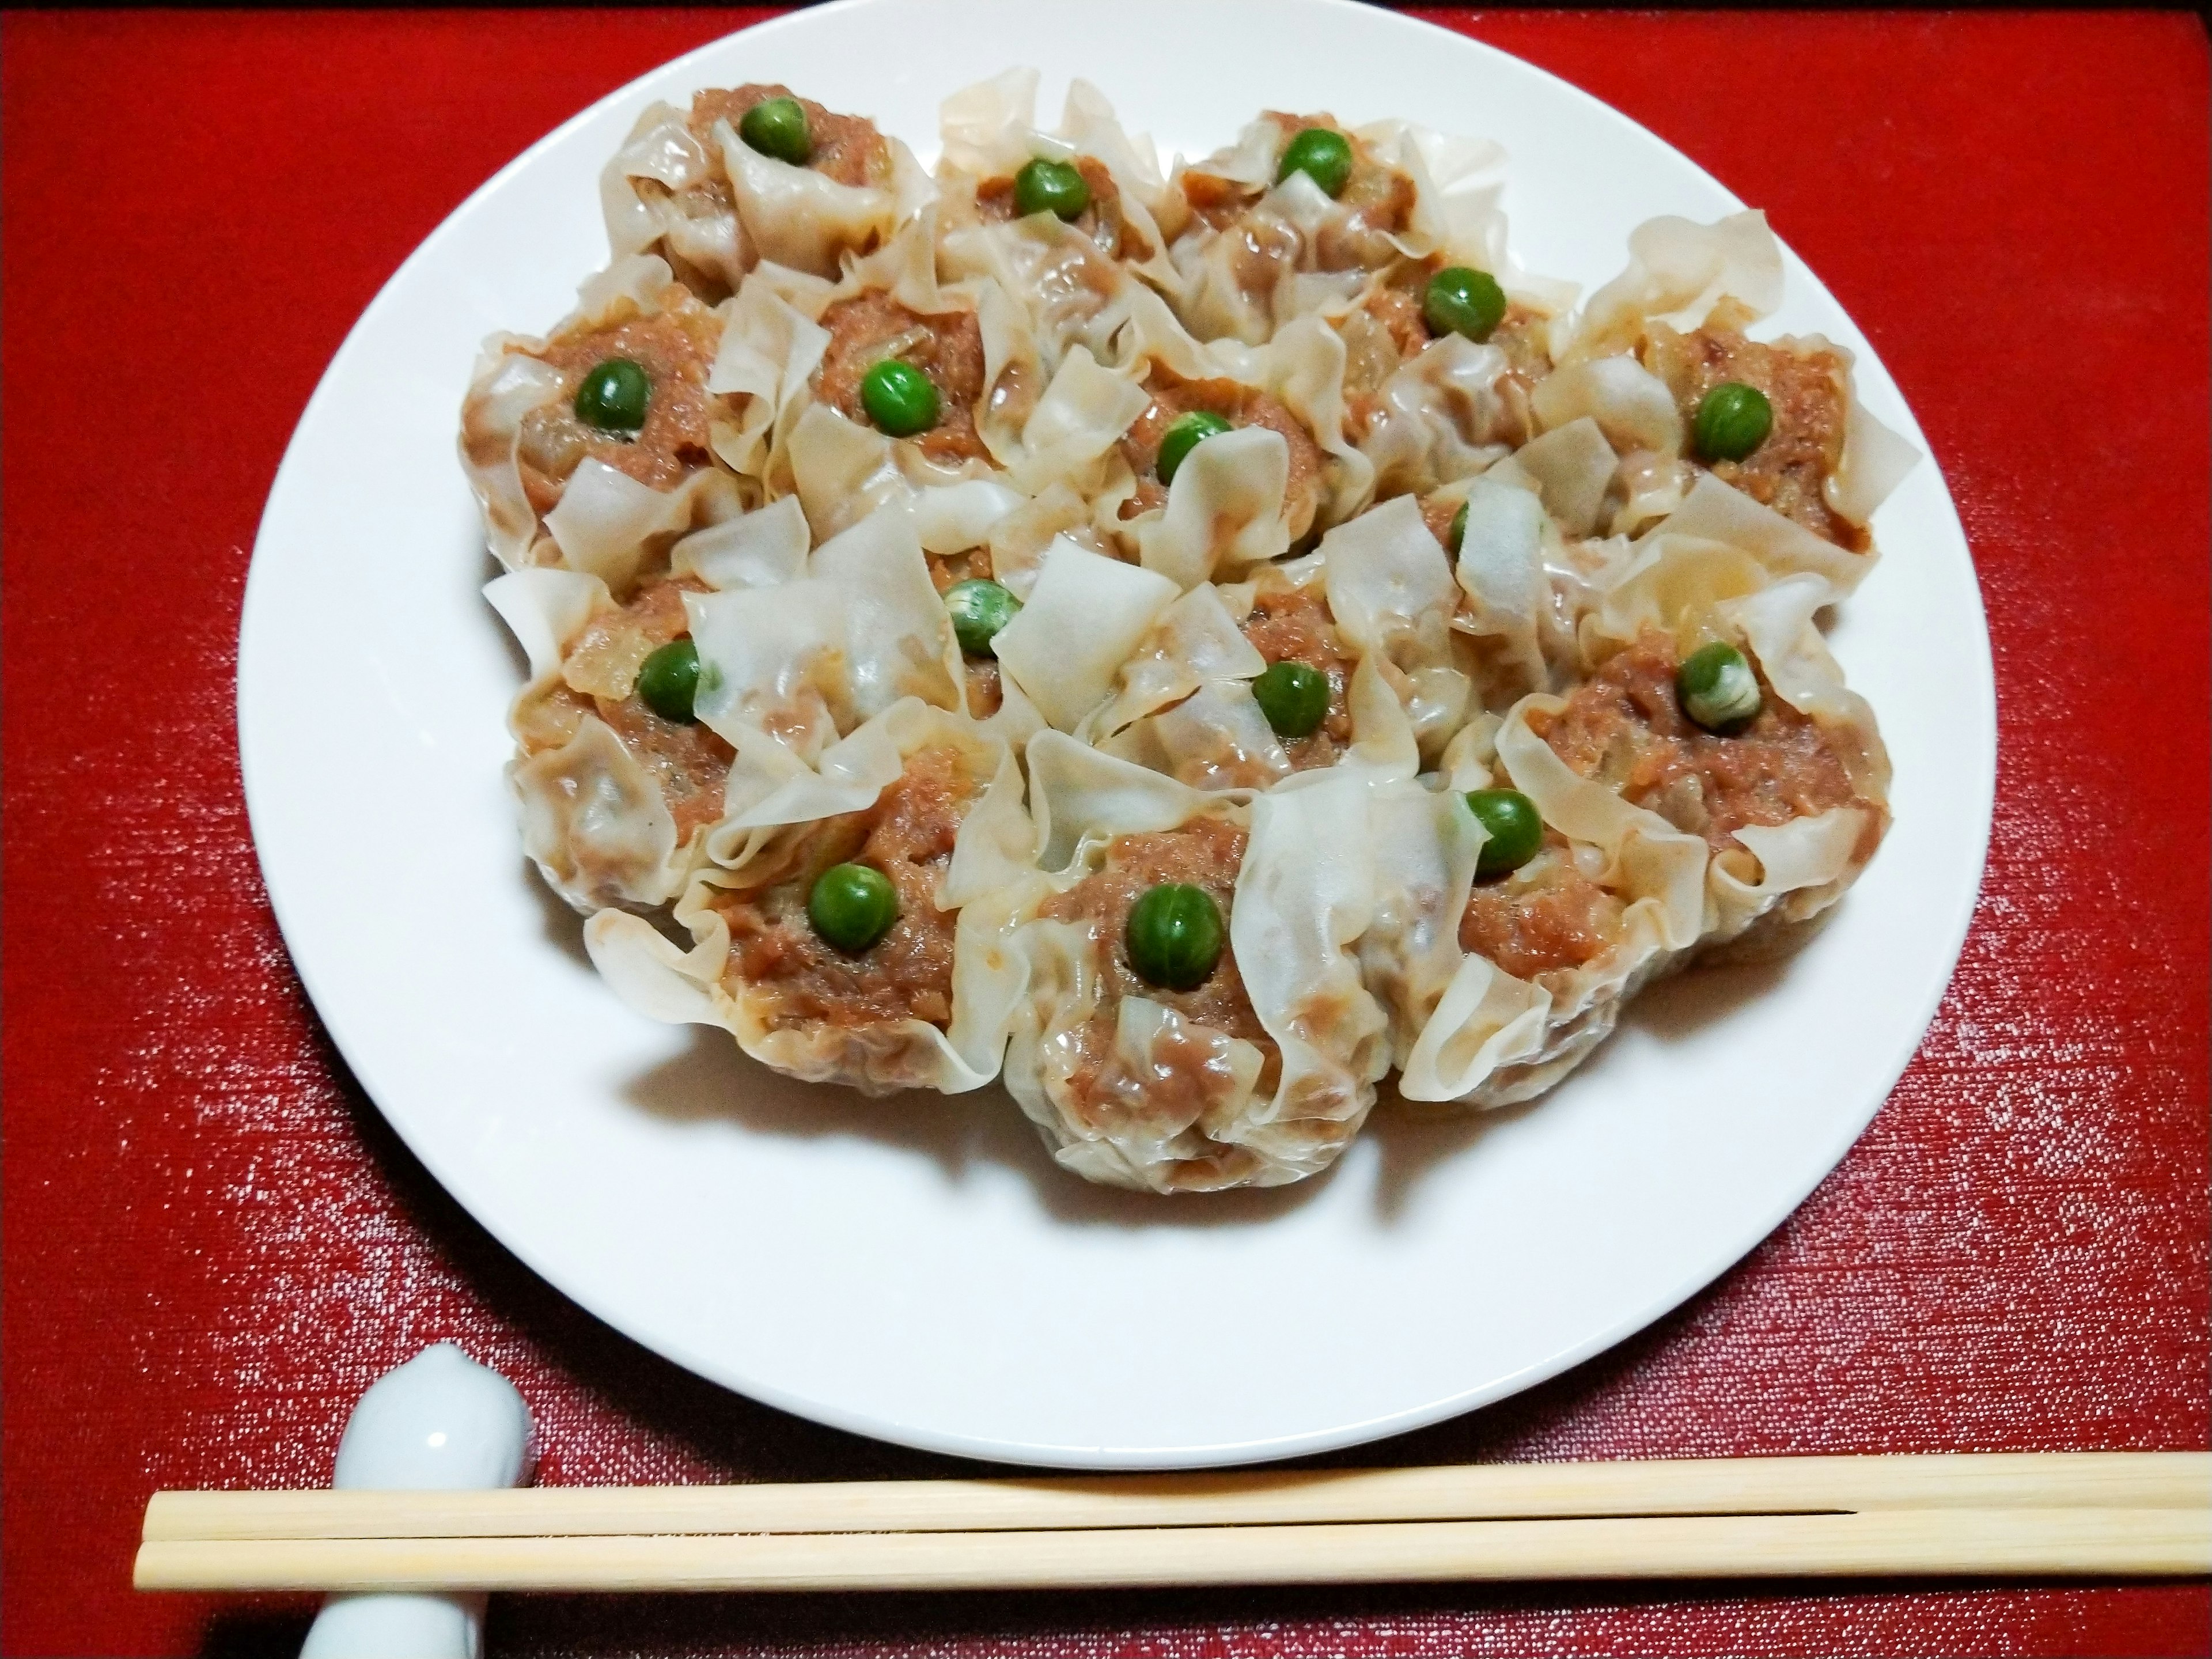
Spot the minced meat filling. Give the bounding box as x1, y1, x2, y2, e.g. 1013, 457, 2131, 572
719, 747, 974, 1030
1459, 836, 1622, 982
563, 578, 701, 700
1117, 370, 1323, 536
512, 578, 731, 843
1645, 315, 1861, 550
977, 156, 1151, 260
1039, 818, 1270, 1048
688, 84, 891, 189
1036, 817, 1275, 1125
1533, 631, 1874, 855
1337, 260, 1551, 440
598, 698, 734, 844
1264, 113, 1415, 271
1237, 586, 1355, 771
514, 292, 719, 512
816, 291, 990, 464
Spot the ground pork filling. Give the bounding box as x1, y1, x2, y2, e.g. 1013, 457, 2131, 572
1459, 835, 1624, 982
1237, 585, 1356, 770
976, 156, 1149, 260
1533, 630, 1878, 859
1035, 817, 1278, 1130
922, 550, 1005, 717
688, 84, 891, 190
1338, 259, 1551, 441
511, 579, 733, 844
717, 747, 975, 1032
1645, 312, 1861, 550
513, 293, 720, 513
1116, 370, 1323, 536
816, 291, 991, 464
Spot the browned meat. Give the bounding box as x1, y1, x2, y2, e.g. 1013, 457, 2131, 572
718, 746, 975, 1031
816, 291, 990, 464
513, 291, 719, 513
1645, 314, 1861, 549
688, 84, 891, 189
1533, 631, 1879, 858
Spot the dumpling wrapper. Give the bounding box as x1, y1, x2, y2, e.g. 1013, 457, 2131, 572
1320, 495, 1473, 761
1133, 425, 1291, 589
993, 536, 1180, 732
1702, 573, 1891, 953
585, 700, 1035, 1095
487, 567, 700, 913
714, 119, 935, 280
1001, 738, 1389, 1191
1568, 210, 1785, 363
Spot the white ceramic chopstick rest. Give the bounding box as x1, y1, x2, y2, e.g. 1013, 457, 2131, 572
298, 1343, 533, 1659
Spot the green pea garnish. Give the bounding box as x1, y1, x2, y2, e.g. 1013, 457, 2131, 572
945, 578, 1021, 657
1694, 381, 1773, 462
738, 96, 812, 165
1156, 410, 1233, 485
574, 358, 650, 434
808, 862, 898, 953
1423, 266, 1508, 344
1448, 500, 1468, 555
1465, 789, 1543, 878
1124, 881, 1226, 992
861, 359, 940, 437
1251, 661, 1328, 741
1277, 127, 1353, 198
1013, 157, 1090, 221
637, 638, 701, 724
1677, 640, 1762, 733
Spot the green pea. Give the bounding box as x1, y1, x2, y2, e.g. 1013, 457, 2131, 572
945, 578, 1021, 657
1251, 661, 1329, 741
1156, 410, 1233, 485
1694, 381, 1773, 462
1465, 789, 1543, 878
1448, 500, 1468, 556
573, 358, 650, 434
738, 96, 812, 165
1013, 157, 1090, 220
1124, 881, 1226, 992
1423, 266, 1508, 344
808, 862, 898, 953
636, 638, 701, 724
1677, 640, 1763, 733
1277, 126, 1353, 198
861, 359, 940, 437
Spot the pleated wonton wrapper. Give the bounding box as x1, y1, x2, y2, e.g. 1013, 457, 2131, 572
602, 83, 936, 293
935, 70, 1184, 353
1522, 537, 1891, 963
1361, 719, 1707, 1111
1163, 109, 1516, 347
998, 735, 1391, 1192
586, 699, 1036, 1095
488, 563, 741, 913
460, 256, 742, 584
1558, 211, 1919, 555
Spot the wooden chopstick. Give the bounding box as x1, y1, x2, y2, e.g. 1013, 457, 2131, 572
134, 1454, 2212, 1594
133, 1509, 2212, 1592
141, 1452, 2211, 1542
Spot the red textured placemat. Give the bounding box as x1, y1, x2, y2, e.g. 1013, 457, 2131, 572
4, 9, 2207, 1657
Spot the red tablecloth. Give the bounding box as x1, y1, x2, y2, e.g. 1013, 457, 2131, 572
5, 9, 2207, 1656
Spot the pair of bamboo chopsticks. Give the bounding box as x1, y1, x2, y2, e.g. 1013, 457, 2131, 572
135, 1452, 2211, 1594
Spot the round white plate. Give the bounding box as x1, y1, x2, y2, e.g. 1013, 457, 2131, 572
238, 0, 1994, 1468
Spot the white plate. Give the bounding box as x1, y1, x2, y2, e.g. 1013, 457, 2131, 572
238, 0, 1994, 1468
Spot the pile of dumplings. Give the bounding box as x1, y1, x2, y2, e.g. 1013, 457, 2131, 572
461, 70, 1917, 1193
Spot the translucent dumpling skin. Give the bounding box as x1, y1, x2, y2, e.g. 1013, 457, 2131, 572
463, 68, 1912, 1191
